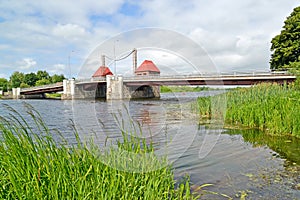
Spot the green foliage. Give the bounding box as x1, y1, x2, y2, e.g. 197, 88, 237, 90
0, 78, 8, 92
270, 6, 300, 70
24, 72, 38, 86
9, 71, 66, 88
10, 71, 24, 88
20, 82, 30, 88
0, 104, 197, 199
51, 74, 65, 83
45, 93, 61, 99
36, 70, 50, 80
198, 83, 300, 137
35, 78, 51, 86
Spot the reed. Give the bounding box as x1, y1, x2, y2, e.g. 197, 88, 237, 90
0, 103, 198, 199
197, 82, 300, 137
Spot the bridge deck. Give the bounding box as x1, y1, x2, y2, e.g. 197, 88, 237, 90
19, 73, 296, 95
20, 83, 63, 95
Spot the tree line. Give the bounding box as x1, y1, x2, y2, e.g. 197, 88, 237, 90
0, 71, 65, 92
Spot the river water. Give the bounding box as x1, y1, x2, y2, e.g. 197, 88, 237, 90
0, 92, 299, 199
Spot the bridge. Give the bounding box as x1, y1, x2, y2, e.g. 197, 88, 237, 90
20, 82, 63, 95
14, 72, 296, 100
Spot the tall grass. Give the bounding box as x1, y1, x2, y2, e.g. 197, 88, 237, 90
0, 103, 197, 199
197, 82, 300, 137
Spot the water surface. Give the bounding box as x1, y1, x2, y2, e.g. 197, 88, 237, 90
0, 92, 299, 199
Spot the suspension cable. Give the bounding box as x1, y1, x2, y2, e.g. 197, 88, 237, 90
103, 49, 135, 62
115, 49, 135, 61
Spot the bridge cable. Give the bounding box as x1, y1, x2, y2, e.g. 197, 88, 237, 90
104, 49, 135, 62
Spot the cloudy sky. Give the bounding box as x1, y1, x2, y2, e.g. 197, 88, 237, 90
0, 0, 299, 79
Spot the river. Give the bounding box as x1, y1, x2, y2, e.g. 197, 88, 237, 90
0, 91, 299, 199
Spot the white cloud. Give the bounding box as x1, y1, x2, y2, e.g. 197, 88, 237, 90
44, 64, 67, 76
0, 73, 8, 79
52, 24, 89, 41
17, 58, 37, 70
0, 0, 299, 77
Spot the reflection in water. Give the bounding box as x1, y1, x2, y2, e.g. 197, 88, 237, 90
226, 129, 300, 165
0, 92, 300, 199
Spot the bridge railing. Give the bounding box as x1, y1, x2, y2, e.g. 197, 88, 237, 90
75, 71, 294, 84
122, 71, 292, 80
75, 77, 106, 83
20, 82, 63, 92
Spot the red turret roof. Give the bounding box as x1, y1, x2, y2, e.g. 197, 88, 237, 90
135, 60, 160, 73
92, 66, 113, 77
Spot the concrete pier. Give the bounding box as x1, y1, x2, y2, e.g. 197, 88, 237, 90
106, 75, 124, 100
61, 79, 75, 100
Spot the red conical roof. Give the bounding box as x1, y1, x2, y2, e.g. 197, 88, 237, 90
135, 60, 160, 73
92, 66, 113, 77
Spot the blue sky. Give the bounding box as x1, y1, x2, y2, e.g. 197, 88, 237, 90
0, 0, 299, 79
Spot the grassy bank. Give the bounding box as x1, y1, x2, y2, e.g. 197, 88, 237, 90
0, 104, 197, 199
45, 93, 62, 99
161, 85, 212, 93
197, 82, 300, 138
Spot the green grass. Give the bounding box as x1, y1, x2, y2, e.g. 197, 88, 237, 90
45, 93, 62, 99
161, 86, 212, 93
197, 82, 300, 137
0, 103, 198, 199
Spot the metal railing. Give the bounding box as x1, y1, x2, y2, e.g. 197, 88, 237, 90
74, 71, 294, 84
20, 82, 63, 92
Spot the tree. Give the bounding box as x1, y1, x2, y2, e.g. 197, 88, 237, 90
0, 78, 8, 92
10, 71, 24, 88
20, 83, 30, 88
24, 72, 38, 86
35, 79, 51, 86
51, 74, 65, 83
36, 70, 50, 80
270, 6, 300, 70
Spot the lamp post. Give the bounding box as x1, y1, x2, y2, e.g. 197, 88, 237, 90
113, 40, 119, 75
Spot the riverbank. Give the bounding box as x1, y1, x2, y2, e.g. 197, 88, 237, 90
197, 82, 300, 138
161, 85, 216, 93
0, 106, 197, 199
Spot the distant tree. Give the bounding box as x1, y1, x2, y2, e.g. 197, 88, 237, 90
35, 79, 51, 86
10, 71, 24, 88
0, 78, 8, 92
36, 70, 50, 80
24, 72, 38, 86
270, 6, 300, 71
20, 83, 30, 88
51, 74, 65, 83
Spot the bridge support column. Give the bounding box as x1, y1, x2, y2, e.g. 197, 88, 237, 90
106, 75, 124, 100
12, 88, 21, 99
62, 79, 75, 100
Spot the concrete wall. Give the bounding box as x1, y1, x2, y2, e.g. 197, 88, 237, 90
61, 76, 160, 100
62, 79, 75, 100
106, 75, 123, 100
12, 88, 21, 99
73, 83, 106, 99
107, 75, 160, 100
